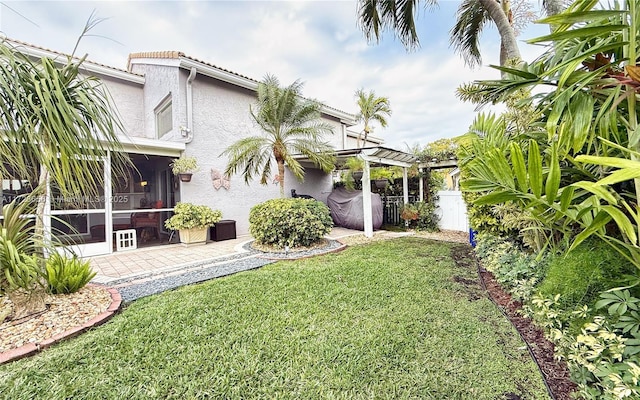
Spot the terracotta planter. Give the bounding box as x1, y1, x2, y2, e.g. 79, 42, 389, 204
179, 227, 207, 245
178, 173, 193, 182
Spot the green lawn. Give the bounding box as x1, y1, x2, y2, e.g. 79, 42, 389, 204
0, 238, 550, 399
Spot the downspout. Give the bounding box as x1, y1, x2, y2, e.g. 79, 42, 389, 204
341, 124, 346, 149
184, 67, 197, 143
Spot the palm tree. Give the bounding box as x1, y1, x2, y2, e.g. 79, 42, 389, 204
357, 0, 567, 68
222, 74, 336, 198
0, 18, 131, 243
354, 88, 392, 148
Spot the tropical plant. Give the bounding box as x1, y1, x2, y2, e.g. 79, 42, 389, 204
0, 194, 49, 318
400, 203, 419, 222
370, 167, 393, 181
354, 88, 392, 148
45, 253, 96, 294
459, 0, 640, 276
164, 202, 222, 230
0, 194, 44, 292
170, 156, 198, 175
222, 74, 336, 197
249, 198, 333, 248
344, 156, 364, 171
0, 19, 132, 247
357, 0, 567, 67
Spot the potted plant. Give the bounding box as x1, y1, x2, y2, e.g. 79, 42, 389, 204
344, 156, 364, 182
170, 156, 199, 182
400, 203, 419, 222
370, 167, 393, 189
164, 202, 222, 245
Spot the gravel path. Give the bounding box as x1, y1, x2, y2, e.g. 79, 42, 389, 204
116, 256, 273, 302
117, 239, 345, 302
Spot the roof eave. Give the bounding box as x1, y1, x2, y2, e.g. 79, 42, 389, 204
10, 41, 145, 85
178, 58, 357, 125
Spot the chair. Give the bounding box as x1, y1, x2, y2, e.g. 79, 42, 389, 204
131, 200, 163, 240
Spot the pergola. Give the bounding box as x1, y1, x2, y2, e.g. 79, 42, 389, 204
296, 146, 419, 238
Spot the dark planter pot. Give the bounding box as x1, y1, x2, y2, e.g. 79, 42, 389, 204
374, 179, 389, 189
178, 173, 193, 182
352, 171, 363, 181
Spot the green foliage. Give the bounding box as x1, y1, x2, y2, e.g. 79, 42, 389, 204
0, 195, 45, 293
458, 1, 640, 275
221, 74, 335, 197
474, 232, 548, 302
464, 192, 515, 237
538, 239, 634, 312
170, 156, 198, 174
401, 201, 440, 232
0, 238, 550, 399
0, 35, 131, 204
354, 88, 392, 148
418, 137, 459, 162
249, 198, 333, 248
45, 253, 96, 294
369, 167, 393, 180
567, 290, 640, 400
164, 202, 223, 230
398, 169, 443, 232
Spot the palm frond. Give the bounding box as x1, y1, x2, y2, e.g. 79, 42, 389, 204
450, 0, 490, 68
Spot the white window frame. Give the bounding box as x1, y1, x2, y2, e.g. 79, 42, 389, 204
155, 93, 173, 138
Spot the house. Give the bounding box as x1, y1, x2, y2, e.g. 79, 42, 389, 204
1, 38, 391, 257
446, 167, 461, 190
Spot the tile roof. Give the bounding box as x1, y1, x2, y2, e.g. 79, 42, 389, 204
127, 51, 258, 83
127, 50, 355, 121
4, 37, 143, 78
5, 37, 356, 122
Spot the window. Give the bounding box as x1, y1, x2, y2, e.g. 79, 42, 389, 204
155, 94, 172, 137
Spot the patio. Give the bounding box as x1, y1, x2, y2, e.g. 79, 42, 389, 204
89, 227, 365, 286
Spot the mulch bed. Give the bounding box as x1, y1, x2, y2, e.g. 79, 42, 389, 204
450, 245, 577, 400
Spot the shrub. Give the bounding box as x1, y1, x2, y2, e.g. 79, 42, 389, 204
249, 198, 332, 248
538, 238, 634, 312
0, 196, 44, 294
474, 232, 548, 302
45, 253, 96, 294
164, 202, 223, 230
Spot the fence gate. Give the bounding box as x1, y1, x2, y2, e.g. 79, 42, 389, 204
435, 191, 468, 232
382, 196, 417, 226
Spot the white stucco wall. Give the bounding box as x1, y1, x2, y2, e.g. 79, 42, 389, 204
129, 63, 186, 140
179, 74, 345, 235
123, 63, 352, 236
99, 76, 145, 137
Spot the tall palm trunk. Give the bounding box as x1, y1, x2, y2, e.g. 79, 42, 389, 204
479, 0, 521, 67
277, 160, 286, 198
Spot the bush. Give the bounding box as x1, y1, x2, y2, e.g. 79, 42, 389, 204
538, 238, 634, 312
249, 198, 333, 248
475, 232, 548, 302
45, 253, 96, 294
0, 196, 44, 294
164, 202, 222, 230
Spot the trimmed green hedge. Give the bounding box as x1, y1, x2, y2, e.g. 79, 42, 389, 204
249, 198, 333, 248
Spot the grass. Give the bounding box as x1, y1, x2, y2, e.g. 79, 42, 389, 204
0, 237, 550, 399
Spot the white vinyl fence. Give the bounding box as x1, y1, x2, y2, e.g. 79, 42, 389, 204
435, 191, 468, 232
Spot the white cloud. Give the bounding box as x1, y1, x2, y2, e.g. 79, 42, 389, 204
0, 0, 549, 150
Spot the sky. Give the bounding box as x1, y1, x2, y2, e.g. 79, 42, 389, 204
0, 0, 551, 151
